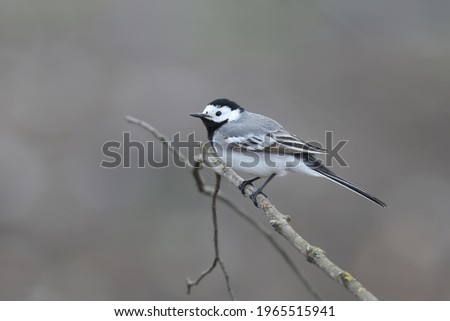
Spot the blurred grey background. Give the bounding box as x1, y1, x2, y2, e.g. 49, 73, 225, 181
1, 0, 450, 300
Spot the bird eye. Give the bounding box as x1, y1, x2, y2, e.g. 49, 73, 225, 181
216, 111, 222, 116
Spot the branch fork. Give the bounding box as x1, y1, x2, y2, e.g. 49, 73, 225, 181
126, 115, 377, 301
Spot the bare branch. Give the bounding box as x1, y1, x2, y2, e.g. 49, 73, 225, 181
203, 153, 377, 301
186, 174, 235, 300
192, 166, 323, 300
127, 116, 322, 299
126, 116, 378, 301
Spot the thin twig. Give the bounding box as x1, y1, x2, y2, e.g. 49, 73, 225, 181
126, 115, 378, 300
125, 116, 188, 164
186, 174, 235, 300
212, 175, 234, 300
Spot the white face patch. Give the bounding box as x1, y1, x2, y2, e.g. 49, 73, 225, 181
202, 104, 242, 123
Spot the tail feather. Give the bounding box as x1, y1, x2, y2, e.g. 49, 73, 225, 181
305, 156, 387, 208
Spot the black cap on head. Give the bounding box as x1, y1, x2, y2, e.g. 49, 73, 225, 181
208, 98, 244, 111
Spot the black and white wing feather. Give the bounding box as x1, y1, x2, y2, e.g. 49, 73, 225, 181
224, 130, 327, 155
269, 131, 327, 154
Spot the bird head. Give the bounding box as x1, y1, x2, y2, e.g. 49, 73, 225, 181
190, 98, 244, 128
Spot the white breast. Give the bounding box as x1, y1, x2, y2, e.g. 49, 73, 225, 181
214, 143, 320, 178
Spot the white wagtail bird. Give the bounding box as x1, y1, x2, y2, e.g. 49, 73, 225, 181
191, 98, 386, 208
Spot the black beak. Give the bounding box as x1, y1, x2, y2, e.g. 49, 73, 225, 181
190, 113, 210, 119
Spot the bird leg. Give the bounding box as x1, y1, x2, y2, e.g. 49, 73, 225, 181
238, 177, 261, 195
249, 173, 276, 207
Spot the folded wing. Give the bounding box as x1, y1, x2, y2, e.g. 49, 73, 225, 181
224, 130, 327, 155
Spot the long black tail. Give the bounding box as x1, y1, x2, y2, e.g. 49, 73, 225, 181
305, 156, 387, 207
